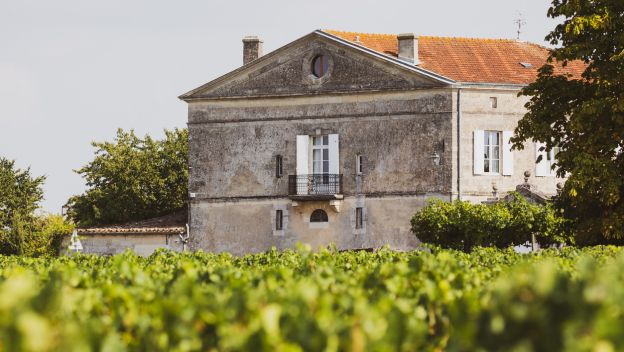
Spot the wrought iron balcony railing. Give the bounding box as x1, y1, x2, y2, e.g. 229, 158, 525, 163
288, 174, 343, 196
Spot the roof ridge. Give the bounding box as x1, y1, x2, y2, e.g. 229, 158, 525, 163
323, 29, 523, 44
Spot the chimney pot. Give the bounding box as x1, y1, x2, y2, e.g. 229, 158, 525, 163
397, 33, 419, 64
242, 36, 263, 65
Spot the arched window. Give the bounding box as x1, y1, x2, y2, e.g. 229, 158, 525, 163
310, 209, 328, 223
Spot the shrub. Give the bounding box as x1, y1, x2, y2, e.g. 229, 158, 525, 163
411, 193, 571, 251
0, 214, 74, 257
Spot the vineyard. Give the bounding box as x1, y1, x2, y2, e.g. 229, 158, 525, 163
1, 246, 623, 351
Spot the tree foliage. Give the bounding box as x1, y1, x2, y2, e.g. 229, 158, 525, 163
66, 128, 188, 226
0, 214, 73, 257
0, 157, 45, 230
512, 0, 624, 244
0, 157, 72, 256
411, 194, 571, 251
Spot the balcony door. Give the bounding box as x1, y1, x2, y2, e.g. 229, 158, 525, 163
312, 135, 330, 192
295, 134, 340, 195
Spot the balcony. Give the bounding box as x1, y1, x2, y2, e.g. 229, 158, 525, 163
288, 174, 343, 200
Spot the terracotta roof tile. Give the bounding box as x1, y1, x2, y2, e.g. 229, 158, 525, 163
77, 210, 187, 236
324, 30, 586, 85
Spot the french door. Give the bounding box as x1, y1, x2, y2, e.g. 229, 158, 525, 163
311, 135, 330, 192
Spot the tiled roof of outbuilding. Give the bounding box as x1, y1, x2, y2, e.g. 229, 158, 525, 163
77, 210, 187, 235
323, 30, 586, 85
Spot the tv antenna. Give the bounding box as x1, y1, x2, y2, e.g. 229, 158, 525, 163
514, 12, 526, 40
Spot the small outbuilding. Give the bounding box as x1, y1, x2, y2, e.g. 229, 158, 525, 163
62, 211, 188, 256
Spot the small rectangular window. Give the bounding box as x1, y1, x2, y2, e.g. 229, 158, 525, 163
356, 155, 363, 175
490, 97, 498, 109
355, 207, 363, 229
275, 210, 283, 230
275, 155, 283, 178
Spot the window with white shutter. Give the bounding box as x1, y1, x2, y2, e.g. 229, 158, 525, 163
484, 131, 501, 174
535, 142, 556, 177
475, 130, 510, 175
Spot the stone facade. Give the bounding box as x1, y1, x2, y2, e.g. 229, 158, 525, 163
180, 30, 564, 255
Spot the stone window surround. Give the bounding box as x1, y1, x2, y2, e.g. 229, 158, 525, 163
351, 198, 367, 236
271, 204, 289, 236
302, 49, 334, 86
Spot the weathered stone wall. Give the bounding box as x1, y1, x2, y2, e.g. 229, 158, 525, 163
188, 90, 453, 199
61, 234, 184, 256
189, 194, 441, 255
187, 89, 453, 253
452, 88, 564, 202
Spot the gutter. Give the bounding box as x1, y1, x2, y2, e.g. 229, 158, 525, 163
457, 88, 462, 201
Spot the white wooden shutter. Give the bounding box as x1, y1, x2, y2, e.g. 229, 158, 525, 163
296, 135, 310, 195
502, 131, 514, 176
535, 142, 550, 176
296, 135, 309, 175
328, 134, 340, 174
473, 130, 484, 175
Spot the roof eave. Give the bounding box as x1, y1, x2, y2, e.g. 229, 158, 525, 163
453, 82, 528, 89
77, 227, 186, 236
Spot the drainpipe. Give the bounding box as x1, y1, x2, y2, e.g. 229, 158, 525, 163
456, 88, 462, 200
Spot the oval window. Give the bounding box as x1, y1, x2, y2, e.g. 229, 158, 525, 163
310, 209, 328, 222
311, 55, 329, 78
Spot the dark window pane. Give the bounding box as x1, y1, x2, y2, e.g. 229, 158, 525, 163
310, 209, 328, 222
312, 55, 328, 78
276, 210, 283, 230
276, 155, 282, 177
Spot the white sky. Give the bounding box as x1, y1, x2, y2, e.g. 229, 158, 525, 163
0, 0, 558, 213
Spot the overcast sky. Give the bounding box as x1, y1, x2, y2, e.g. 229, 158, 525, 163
0, 0, 559, 213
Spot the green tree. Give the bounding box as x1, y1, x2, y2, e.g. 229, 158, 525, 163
0, 157, 45, 230
66, 128, 188, 226
512, 0, 624, 245
0, 157, 64, 255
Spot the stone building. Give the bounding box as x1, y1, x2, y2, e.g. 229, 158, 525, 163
64, 211, 187, 256
179, 30, 584, 255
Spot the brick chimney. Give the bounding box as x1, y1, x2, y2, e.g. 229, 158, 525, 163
397, 33, 419, 64
242, 36, 263, 65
